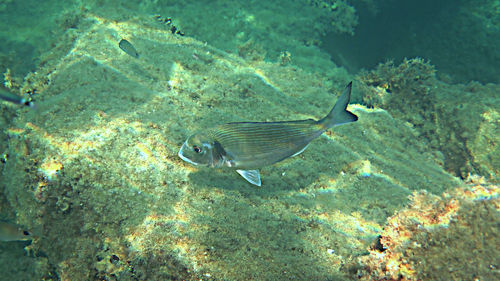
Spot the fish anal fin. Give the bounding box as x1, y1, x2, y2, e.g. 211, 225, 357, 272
236, 170, 261, 186
291, 144, 309, 157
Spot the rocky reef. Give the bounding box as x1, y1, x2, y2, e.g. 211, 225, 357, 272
0, 13, 460, 280
358, 58, 499, 182
0, 1, 498, 280
354, 180, 498, 280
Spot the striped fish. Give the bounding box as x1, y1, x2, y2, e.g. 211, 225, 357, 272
178, 82, 358, 186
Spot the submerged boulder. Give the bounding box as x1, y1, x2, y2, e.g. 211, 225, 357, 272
2, 14, 466, 281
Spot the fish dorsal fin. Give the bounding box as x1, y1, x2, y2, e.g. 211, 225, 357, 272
236, 170, 261, 186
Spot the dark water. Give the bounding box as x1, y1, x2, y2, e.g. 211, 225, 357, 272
323, 0, 500, 84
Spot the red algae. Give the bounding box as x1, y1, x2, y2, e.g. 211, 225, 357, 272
354, 183, 499, 281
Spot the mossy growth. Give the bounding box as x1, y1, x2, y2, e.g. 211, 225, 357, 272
357, 58, 499, 182
352, 184, 499, 281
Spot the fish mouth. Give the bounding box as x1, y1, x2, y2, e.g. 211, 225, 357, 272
178, 142, 199, 166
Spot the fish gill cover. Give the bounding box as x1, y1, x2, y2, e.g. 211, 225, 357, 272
0, 0, 498, 280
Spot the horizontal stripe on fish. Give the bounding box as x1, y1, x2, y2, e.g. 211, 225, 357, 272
209, 121, 322, 168
214, 121, 321, 143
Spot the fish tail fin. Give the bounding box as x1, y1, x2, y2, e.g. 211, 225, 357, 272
317, 81, 358, 130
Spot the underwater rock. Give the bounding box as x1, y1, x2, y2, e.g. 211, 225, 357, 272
467, 109, 499, 181
353, 183, 499, 281
1, 14, 463, 281
358, 59, 500, 182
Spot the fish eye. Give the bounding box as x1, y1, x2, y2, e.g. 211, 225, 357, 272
23, 230, 31, 236
193, 145, 202, 153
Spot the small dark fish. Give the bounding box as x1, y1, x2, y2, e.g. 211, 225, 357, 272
178, 82, 358, 186
119, 39, 139, 58
154, 15, 185, 36
0, 88, 35, 108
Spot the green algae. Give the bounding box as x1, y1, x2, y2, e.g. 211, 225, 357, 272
0, 14, 465, 280
358, 59, 500, 182
0, 1, 497, 281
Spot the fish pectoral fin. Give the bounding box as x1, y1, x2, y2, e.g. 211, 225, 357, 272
236, 170, 261, 186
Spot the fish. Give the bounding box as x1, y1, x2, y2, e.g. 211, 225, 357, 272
0, 88, 35, 108
0, 221, 32, 242
178, 82, 358, 186
118, 39, 139, 58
